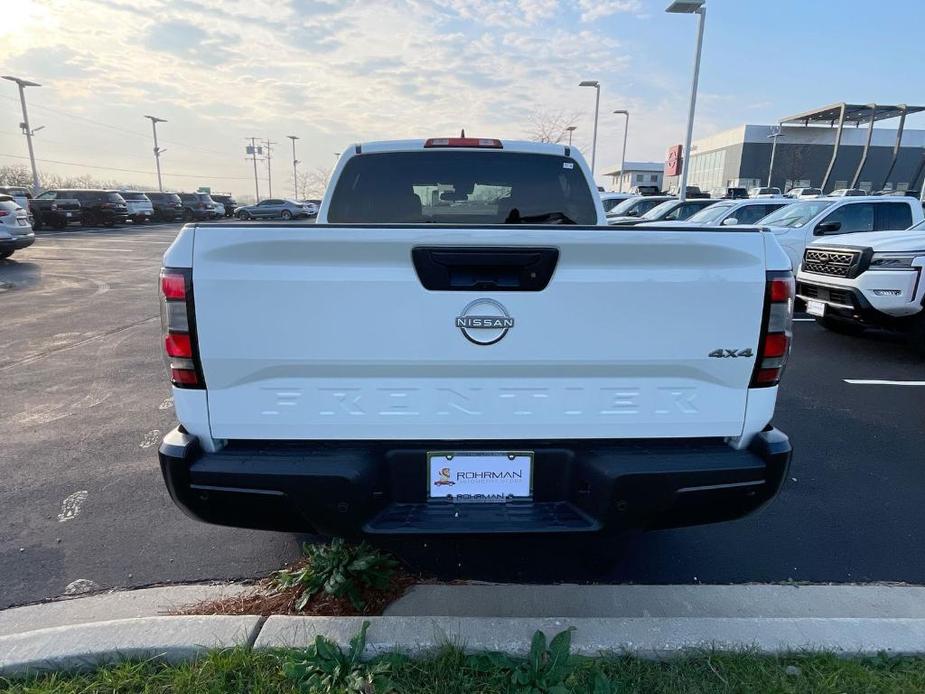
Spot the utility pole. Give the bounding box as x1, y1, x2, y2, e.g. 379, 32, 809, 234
2, 75, 42, 194
245, 137, 262, 201
263, 138, 277, 198
287, 135, 300, 199
144, 115, 167, 192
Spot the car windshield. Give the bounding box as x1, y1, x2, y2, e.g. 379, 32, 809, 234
640, 200, 680, 220
106, 192, 126, 203
759, 200, 833, 227
601, 197, 625, 213
687, 202, 735, 224
327, 151, 598, 224
609, 197, 666, 217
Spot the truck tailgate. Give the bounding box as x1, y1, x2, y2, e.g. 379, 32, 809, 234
192, 225, 768, 440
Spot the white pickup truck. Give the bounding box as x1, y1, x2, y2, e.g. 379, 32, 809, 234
797, 220, 925, 355
158, 137, 793, 537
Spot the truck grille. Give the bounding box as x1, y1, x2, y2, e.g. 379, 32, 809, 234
797, 282, 855, 308
802, 248, 859, 278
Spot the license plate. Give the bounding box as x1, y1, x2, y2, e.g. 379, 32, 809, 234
427, 451, 533, 502
65, 212, 72, 218
806, 300, 825, 317
17, 218, 28, 226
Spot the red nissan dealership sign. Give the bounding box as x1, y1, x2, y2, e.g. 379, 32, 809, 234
665, 144, 682, 176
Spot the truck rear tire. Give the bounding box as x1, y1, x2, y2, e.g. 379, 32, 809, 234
815, 316, 865, 336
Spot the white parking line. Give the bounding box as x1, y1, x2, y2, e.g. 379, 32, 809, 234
843, 379, 925, 386
29, 246, 134, 252
793, 318, 816, 322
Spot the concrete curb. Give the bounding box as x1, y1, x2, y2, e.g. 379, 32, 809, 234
5, 584, 925, 677
0, 616, 261, 677
253, 616, 925, 658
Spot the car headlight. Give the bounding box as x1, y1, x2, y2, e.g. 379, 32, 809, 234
869, 252, 922, 269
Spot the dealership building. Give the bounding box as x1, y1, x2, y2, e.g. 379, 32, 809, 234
664, 103, 925, 195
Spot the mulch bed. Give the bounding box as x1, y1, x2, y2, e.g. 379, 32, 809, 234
173, 558, 419, 617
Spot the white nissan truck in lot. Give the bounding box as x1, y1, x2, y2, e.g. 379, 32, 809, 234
157, 137, 793, 537
797, 219, 925, 355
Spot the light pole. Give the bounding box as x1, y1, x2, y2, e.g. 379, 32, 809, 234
613, 110, 630, 192
578, 80, 600, 175
287, 135, 300, 199
565, 125, 577, 146
2, 75, 41, 194
144, 115, 167, 192
666, 0, 706, 202
767, 125, 782, 189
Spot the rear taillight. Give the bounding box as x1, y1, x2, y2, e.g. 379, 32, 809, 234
159, 268, 204, 389
0, 211, 8, 217
424, 137, 503, 148
751, 270, 794, 388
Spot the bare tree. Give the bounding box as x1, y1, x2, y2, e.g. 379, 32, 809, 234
297, 165, 333, 199
526, 109, 582, 144
0, 164, 34, 187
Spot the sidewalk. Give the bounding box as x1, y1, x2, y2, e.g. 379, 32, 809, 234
4, 583, 925, 676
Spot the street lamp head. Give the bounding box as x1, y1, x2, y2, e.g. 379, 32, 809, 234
287, 135, 299, 140
665, 0, 704, 13
578, 80, 599, 88
2, 76, 41, 88
144, 115, 167, 123
565, 126, 577, 132
613, 109, 628, 115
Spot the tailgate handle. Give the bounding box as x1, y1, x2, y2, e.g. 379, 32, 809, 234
412, 247, 559, 291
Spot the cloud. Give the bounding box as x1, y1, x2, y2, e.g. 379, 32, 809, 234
143, 19, 240, 66
5, 46, 98, 82
577, 0, 642, 22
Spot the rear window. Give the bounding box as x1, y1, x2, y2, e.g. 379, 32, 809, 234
107, 192, 126, 203
327, 151, 598, 225
120, 192, 149, 201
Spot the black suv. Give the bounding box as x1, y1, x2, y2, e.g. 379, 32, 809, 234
52, 190, 128, 226
178, 192, 217, 221
146, 192, 183, 222
211, 194, 237, 217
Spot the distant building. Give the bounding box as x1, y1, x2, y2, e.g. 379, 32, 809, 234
601, 162, 664, 192
664, 122, 925, 195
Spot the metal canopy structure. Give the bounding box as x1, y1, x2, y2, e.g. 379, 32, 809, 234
780, 103, 925, 127
773, 103, 925, 192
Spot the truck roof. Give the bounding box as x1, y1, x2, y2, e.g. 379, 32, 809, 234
350, 139, 573, 156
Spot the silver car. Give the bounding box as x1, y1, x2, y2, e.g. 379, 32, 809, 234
235, 198, 315, 220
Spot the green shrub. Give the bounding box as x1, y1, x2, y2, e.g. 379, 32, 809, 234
281, 621, 394, 693
271, 539, 399, 611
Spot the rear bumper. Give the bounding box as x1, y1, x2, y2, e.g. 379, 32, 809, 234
0, 233, 35, 251
159, 428, 792, 536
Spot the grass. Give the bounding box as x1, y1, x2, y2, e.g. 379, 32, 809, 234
4, 648, 925, 693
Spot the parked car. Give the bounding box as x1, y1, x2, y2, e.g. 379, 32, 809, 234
0, 195, 35, 259
178, 192, 218, 221
608, 197, 717, 226
29, 190, 81, 230
756, 196, 924, 269
640, 198, 794, 228
211, 194, 237, 218
630, 184, 661, 196
599, 192, 633, 214
604, 195, 673, 222
235, 198, 316, 220
145, 192, 183, 222
157, 136, 792, 537
748, 187, 781, 198
46, 189, 128, 226
720, 187, 749, 199
827, 189, 866, 197
796, 220, 925, 355
118, 191, 155, 224
0, 186, 31, 210
785, 187, 823, 199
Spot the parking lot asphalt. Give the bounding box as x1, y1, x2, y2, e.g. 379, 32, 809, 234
2, 223, 925, 608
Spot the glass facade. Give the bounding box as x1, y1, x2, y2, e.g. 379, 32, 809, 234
687, 149, 727, 192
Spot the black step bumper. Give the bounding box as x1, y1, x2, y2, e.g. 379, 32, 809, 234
159, 428, 791, 536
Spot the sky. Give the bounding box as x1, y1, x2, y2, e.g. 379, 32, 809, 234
2, 0, 924, 198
